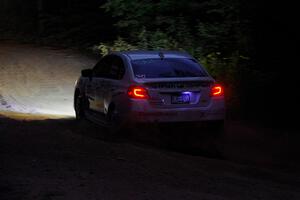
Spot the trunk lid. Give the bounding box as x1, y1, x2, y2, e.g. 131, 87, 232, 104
138, 77, 214, 108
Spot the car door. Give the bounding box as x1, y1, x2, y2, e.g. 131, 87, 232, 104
101, 55, 126, 114
92, 56, 111, 113
86, 56, 110, 112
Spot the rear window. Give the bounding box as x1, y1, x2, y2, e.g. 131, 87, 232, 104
131, 58, 208, 79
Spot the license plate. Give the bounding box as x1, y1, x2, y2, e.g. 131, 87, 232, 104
171, 94, 190, 104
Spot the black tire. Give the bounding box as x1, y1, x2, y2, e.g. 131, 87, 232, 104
105, 106, 125, 139
75, 94, 85, 121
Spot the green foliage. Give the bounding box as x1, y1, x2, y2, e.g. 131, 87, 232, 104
94, 37, 137, 55
100, 0, 246, 65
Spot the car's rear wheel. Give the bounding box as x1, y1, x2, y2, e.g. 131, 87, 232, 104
105, 106, 125, 138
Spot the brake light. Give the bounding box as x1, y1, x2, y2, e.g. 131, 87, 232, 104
211, 84, 224, 97
128, 86, 149, 99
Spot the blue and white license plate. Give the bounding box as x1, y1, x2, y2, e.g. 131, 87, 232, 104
171, 94, 190, 104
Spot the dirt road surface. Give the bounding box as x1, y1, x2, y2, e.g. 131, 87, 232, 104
0, 42, 96, 116
1, 43, 300, 199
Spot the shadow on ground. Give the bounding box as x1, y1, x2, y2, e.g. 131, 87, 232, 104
1, 115, 300, 172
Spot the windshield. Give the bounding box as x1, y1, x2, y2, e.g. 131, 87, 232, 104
131, 58, 208, 79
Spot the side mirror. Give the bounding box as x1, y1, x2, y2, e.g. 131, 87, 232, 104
81, 69, 92, 78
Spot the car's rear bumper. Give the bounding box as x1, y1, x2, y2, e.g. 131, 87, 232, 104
125, 98, 225, 123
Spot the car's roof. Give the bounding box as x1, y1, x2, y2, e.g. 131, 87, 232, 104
113, 50, 193, 60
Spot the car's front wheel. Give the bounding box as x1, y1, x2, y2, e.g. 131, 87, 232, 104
75, 94, 85, 120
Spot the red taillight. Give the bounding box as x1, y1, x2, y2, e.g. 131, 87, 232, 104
128, 86, 149, 99
211, 84, 224, 97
